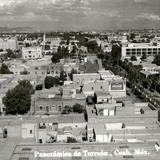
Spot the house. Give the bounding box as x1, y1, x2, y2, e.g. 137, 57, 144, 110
57, 114, 87, 143
79, 60, 99, 73
22, 46, 42, 59
47, 63, 63, 77
22, 123, 36, 139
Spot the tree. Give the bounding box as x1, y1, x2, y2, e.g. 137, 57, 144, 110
111, 45, 121, 65
66, 39, 70, 45
141, 54, 147, 61
44, 76, 54, 89
6, 49, 16, 58
44, 76, 60, 89
153, 54, 160, 66
59, 70, 67, 83
130, 33, 136, 40
130, 55, 137, 61
36, 84, 43, 90
20, 69, 29, 75
3, 80, 33, 115
51, 53, 60, 63
69, 68, 77, 81
62, 105, 72, 114
0, 63, 13, 74
18, 80, 34, 94
72, 103, 84, 113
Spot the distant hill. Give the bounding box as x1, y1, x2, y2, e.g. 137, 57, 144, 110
0, 27, 34, 33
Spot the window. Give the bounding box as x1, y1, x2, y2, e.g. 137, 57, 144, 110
46, 106, 49, 112
58, 106, 61, 111
52, 106, 56, 110
21, 148, 32, 151
30, 130, 32, 134
39, 139, 42, 143
126, 52, 130, 55
39, 106, 43, 110
91, 87, 94, 90
19, 157, 29, 160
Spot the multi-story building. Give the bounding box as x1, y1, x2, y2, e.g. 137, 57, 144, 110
22, 46, 42, 59
0, 38, 17, 51
121, 43, 160, 59
73, 71, 126, 98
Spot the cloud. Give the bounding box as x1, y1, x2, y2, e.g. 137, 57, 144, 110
0, 0, 159, 30
134, 0, 147, 3
138, 13, 160, 21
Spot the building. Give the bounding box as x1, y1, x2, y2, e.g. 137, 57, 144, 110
22, 46, 42, 59
32, 88, 86, 115
0, 37, 17, 51
9, 142, 160, 160
87, 100, 160, 143
121, 43, 160, 59
73, 73, 100, 85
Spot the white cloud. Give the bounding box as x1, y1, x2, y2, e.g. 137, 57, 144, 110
0, 11, 54, 22
134, 0, 147, 3
138, 13, 160, 21
0, 0, 27, 7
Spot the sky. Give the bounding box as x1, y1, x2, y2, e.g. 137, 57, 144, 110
0, 0, 160, 31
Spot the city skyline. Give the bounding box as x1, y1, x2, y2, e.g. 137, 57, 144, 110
0, 0, 160, 31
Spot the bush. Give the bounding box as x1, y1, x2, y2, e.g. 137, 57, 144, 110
130, 55, 137, 61
36, 84, 43, 90
73, 103, 84, 113
67, 137, 77, 143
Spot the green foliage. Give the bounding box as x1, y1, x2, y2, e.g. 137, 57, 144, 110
130, 55, 137, 61
70, 45, 77, 56
141, 54, 147, 61
45, 45, 50, 50
85, 40, 101, 53
67, 137, 77, 143
3, 80, 33, 115
18, 80, 34, 94
35, 84, 43, 90
20, 69, 29, 75
51, 53, 61, 63
62, 104, 84, 114
62, 105, 72, 114
130, 33, 136, 40
111, 45, 121, 64
0, 63, 13, 74
44, 76, 60, 89
69, 68, 77, 81
72, 103, 84, 113
51, 46, 70, 63
59, 70, 67, 83
153, 54, 160, 66
6, 49, 19, 58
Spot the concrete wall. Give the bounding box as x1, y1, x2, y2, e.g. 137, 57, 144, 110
21, 123, 36, 139
58, 123, 87, 129
7, 125, 21, 138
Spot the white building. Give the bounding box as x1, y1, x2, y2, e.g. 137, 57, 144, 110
0, 38, 17, 51
121, 43, 160, 59
22, 47, 42, 59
